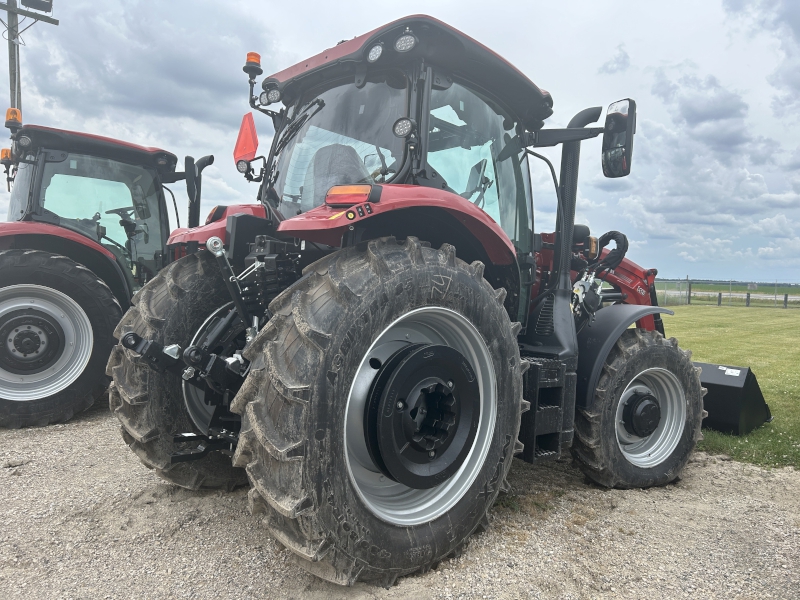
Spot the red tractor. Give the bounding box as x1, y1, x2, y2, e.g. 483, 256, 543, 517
109, 15, 704, 585
0, 110, 214, 428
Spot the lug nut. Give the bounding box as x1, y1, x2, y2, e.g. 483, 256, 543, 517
396, 401, 405, 411
428, 450, 436, 459
446, 380, 454, 388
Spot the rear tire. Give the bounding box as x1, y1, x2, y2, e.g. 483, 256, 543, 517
0, 249, 121, 428
231, 237, 525, 586
107, 252, 247, 490
572, 328, 704, 488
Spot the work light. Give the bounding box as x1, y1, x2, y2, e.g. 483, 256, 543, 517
392, 117, 416, 138
394, 28, 417, 53
367, 43, 383, 63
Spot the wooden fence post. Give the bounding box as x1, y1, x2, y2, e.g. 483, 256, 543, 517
717, 292, 722, 306
785, 294, 789, 309
687, 281, 692, 305
746, 292, 750, 307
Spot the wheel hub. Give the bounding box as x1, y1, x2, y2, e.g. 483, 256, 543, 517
622, 391, 661, 438
1, 309, 64, 374
364, 343, 480, 490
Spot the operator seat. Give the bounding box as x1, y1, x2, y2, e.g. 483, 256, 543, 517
301, 144, 372, 211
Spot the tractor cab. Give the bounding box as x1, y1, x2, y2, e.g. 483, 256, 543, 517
237, 16, 554, 263
2, 114, 215, 298
4, 121, 178, 290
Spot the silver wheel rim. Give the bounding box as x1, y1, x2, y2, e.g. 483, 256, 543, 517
615, 367, 686, 468
344, 306, 497, 526
0, 284, 93, 401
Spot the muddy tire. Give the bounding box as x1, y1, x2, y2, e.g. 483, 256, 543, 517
0, 249, 121, 428
572, 329, 704, 488
231, 237, 525, 586
107, 252, 247, 490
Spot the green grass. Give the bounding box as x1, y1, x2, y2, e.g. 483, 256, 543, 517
664, 306, 800, 468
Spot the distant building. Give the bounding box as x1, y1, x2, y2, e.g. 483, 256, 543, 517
747, 283, 758, 290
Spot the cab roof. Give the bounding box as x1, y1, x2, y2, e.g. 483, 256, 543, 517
264, 15, 554, 130
15, 124, 178, 172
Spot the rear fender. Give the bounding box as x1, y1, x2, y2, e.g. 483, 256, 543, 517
277, 185, 522, 320
167, 204, 268, 246
575, 304, 673, 409
0, 222, 132, 306
277, 184, 516, 265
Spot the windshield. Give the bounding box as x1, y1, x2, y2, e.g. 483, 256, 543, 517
427, 82, 533, 252
38, 153, 165, 287
271, 71, 407, 217
7, 161, 34, 221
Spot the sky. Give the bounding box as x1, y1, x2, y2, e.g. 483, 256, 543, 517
0, 0, 798, 282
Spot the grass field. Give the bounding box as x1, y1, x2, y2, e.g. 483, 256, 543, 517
657, 282, 799, 295
663, 306, 800, 468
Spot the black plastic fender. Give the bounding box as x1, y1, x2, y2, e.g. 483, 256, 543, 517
576, 304, 673, 410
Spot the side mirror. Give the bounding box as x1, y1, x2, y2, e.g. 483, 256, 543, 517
602, 98, 636, 178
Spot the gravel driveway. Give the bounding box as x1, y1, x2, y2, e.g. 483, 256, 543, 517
1, 401, 798, 599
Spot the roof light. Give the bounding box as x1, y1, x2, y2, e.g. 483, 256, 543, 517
243, 51, 263, 77
236, 159, 250, 174
367, 43, 383, 63
325, 184, 374, 207
394, 28, 417, 53
1, 148, 11, 165
5, 107, 21, 130
16, 135, 31, 148
392, 117, 416, 138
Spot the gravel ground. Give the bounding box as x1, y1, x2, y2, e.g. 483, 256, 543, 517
1, 401, 798, 599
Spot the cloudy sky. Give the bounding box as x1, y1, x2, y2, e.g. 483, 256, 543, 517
0, 0, 797, 282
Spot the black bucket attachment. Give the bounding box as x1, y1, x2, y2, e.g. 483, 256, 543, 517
694, 362, 772, 435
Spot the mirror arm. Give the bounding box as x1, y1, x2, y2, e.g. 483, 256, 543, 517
161, 171, 187, 184
523, 127, 604, 148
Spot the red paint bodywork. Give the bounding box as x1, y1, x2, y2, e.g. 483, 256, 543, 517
164, 197, 657, 329
167, 204, 267, 246
0, 220, 117, 259
533, 232, 658, 331
267, 15, 549, 101
22, 124, 172, 156
277, 184, 516, 265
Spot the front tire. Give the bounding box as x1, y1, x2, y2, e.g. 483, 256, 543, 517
0, 249, 121, 428
231, 237, 525, 586
572, 329, 704, 488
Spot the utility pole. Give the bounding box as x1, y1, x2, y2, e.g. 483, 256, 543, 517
0, 0, 59, 112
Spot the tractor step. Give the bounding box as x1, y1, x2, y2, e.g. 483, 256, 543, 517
517, 356, 577, 464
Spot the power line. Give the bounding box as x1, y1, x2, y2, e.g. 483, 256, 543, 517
0, 0, 59, 112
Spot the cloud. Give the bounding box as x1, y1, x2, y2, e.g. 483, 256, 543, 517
748, 213, 796, 237
598, 44, 630, 75
723, 0, 800, 116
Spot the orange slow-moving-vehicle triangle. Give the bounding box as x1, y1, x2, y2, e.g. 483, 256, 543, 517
233, 113, 258, 163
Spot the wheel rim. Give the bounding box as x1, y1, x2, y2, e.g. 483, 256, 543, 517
345, 307, 496, 526
615, 367, 686, 468
0, 284, 93, 401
